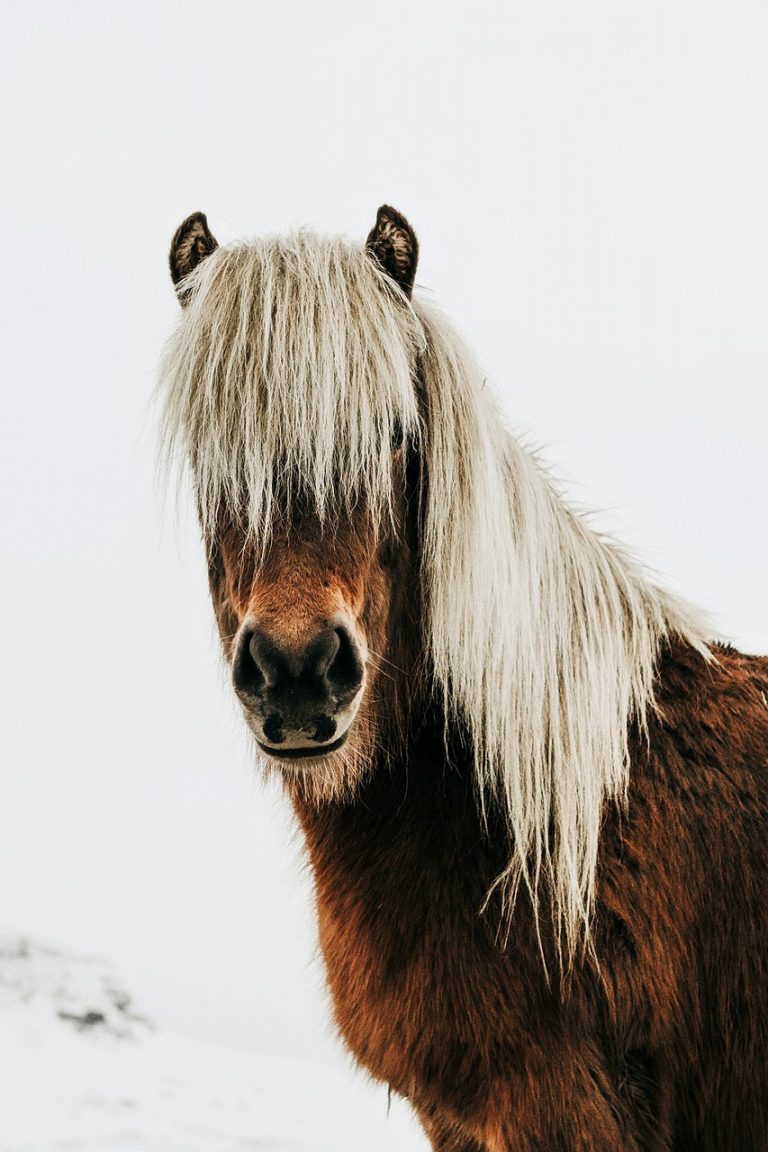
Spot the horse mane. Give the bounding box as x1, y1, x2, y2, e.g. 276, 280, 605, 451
159, 231, 709, 960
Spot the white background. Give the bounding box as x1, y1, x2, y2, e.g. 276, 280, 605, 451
2, 0, 766, 1106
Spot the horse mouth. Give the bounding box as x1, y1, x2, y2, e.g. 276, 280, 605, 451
256, 732, 349, 761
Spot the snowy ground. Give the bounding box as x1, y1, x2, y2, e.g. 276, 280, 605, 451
0, 936, 427, 1152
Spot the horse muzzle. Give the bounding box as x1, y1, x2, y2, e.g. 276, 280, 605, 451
231, 616, 366, 760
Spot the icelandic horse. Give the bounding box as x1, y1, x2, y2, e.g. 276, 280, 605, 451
159, 205, 768, 1150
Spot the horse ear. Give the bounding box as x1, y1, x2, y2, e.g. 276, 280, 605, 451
169, 211, 219, 301
366, 205, 419, 298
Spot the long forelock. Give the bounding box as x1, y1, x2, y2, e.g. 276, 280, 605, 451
159, 233, 423, 543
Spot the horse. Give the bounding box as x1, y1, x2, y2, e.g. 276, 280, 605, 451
159, 205, 768, 1151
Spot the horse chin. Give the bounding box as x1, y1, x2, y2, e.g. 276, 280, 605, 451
255, 725, 371, 806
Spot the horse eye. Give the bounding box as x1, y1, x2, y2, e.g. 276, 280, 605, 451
391, 419, 404, 452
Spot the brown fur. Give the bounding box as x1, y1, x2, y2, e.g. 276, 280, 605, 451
290, 642, 768, 1150
206, 495, 768, 1149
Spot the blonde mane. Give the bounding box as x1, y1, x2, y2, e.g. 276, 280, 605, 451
159, 232, 708, 959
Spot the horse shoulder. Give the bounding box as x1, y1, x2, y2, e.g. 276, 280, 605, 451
592, 641, 768, 1147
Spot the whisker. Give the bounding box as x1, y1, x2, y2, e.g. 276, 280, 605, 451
366, 648, 406, 675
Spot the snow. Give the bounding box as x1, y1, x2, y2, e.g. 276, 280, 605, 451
0, 937, 427, 1152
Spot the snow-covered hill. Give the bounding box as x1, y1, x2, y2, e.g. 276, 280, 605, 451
0, 936, 427, 1151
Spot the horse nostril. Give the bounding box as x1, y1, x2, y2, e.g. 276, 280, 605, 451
232, 628, 282, 697
233, 629, 262, 696
324, 626, 364, 699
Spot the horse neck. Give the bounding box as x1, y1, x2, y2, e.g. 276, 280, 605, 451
288, 708, 505, 933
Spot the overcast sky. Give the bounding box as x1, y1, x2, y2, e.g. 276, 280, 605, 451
2, 0, 766, 1099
